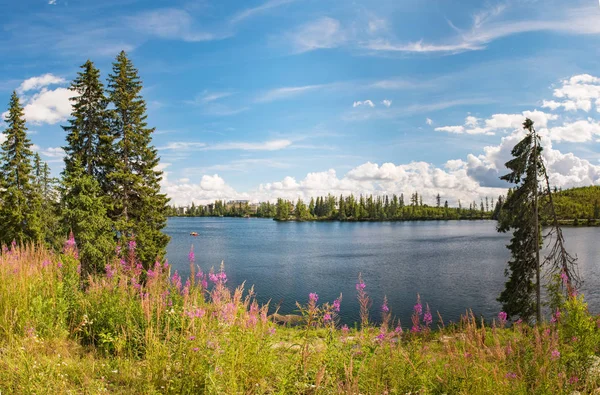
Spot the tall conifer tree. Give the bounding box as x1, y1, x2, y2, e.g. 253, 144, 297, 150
0, 92, 41, 244
106, 51, 169, 267
62, 60, 117, 272
497, 119, 543, 321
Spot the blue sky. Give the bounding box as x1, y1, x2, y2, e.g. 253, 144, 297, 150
2, 0, 600, 205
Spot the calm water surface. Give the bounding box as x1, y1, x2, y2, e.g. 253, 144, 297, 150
165, 218, 600, 326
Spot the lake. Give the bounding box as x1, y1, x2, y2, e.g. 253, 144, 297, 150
165, 217, 600, 326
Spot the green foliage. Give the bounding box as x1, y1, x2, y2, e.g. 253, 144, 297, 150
497, 119, 544, 322
1, 244, 600, 393
106, 51, 169, 268
62, 160, 116, 276
0, 92, 42, 244
558, 295, 600, 377
546, 186, 600, 223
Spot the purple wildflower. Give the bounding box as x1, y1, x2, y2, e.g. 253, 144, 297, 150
569, 376, 579, 385
268, 327, 276, 336
551, 349, 560, 360
333, 298, 341, 312
394, 325, 403, 334
188, 246, 195, 264
355, 281, 366, 291
423, 304, 433, 326
323, 313, 332, 322
341, 324, 349, 335
505, 372, 517, 379
560, 270, 568, 286
414, 294, 423, 315
498, 311, 507, 324
105, 264, 116, 279
381, 300, 389, 313
171, 271, 182, 291
309, 293, 319, 304
376, 332, 386, 341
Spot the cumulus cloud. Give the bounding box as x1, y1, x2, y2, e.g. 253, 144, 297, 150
22, 87, 73, 124
547, 119, 600, 143
426, 118, 433, 126
1, 74, 73, 125
435, 110, 557, 136
158, 72, 600, 206
17, 74, 65, 93
541, 74, 600, 112
381, 99, 392, 107
353, 100, 375, 108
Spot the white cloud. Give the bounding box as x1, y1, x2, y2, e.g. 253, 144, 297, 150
255, 84, 327, 103
17, 74, 65, 93
362, 39, 483, 54
542, 74, 600, 112
381, 99, 392, 108
23, 87, 73, 125
40, 147, 66, 158
436, 110, 557, 136
547, 119, 600, 143
426, 118, 433, 126
48, 0, 56, 5
194, 91, 233, 104
353, 100, 375, 108
230, 0, 295, 24
288, 17, 345, 53
129, 9, 223, 42
160, 139, 292, 152
361, 5, 600, 55
435, 125, 465, 134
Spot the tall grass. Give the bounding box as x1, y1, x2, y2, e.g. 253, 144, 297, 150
0, 240, 599, 394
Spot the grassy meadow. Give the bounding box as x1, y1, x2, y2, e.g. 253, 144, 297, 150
1, 240, 599, 394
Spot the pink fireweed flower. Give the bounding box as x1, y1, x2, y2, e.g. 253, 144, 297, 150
414, 295, 422, 316
171, 271, 182, 291
323, 313, 332, 322
57, 261, 63, 269
128, 239, 136, 251
333, 298, 341, 312
42, 259, 50, 268
309, 293, 319, 304
105, 264, 116, 279
189, 336, 196, 341
188, 246, 195, 264
394, 325, 403, 334
498, 311, 507, 324
423, 304, 433, 326
376, 332, 386, 341
515, 318, 523, 325
560, 270, 568, 286
355, 281, 366, 291
381, 300, 389, 313
341, 324, 349, 335
550, 308, 561, 323
505, 372, 517, 379
551, 349, 560, 360
569, 376, 579, 385
268, 327, 276, 336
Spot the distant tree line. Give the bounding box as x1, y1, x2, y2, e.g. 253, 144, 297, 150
0, 52, 169, 275
168, 192, 501, 222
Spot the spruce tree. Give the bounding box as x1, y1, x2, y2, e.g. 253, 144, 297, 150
0, 92, 41, 244
62, 60, 117, 271
106, 51, 170, 267
62, 60, 111, 183
497, 119, 543, 321
62, 158, 116, 277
